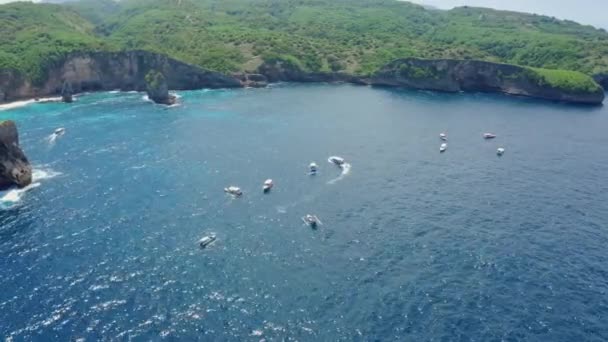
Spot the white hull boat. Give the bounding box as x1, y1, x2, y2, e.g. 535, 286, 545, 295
224, 186, 243, 197
198, 234, 217, 248
263, 179, 273, 193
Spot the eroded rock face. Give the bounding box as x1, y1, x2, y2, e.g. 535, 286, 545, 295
61, 81, 73, 103
145, 70, 176, 105
0, 121, 32, 190
371, 58, 605, 105
0, 50, 241, 103
593, 73, 608, 89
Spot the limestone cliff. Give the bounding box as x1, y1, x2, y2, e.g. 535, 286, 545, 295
0, 50, 241, 103
0, 121, 32, 190
371, 59, 605, 105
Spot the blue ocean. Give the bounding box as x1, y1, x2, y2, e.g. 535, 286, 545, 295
1, 84, 607, 341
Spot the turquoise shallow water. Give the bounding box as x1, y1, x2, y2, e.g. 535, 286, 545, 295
1, 84, 608, 341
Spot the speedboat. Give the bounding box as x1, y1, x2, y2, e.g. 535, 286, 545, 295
198, 234, 217, 248
263, 179, 273, 193
497, 147, 505, 156
440, 133, 447, 141
328, 156, 345, 167
309, 162, 318, 175
483, 133, 497, 139
54, 127, 66, 136
440, 143, 447, 153
224, 186, 243, 197
302, 214, 322, 228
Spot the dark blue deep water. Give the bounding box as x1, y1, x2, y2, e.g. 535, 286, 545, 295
1, 84, 608, 341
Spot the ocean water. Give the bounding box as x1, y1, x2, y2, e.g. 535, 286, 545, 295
1, 84, 608, 341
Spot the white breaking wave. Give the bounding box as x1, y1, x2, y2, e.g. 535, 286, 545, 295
327, 163, 351, 185
0, 168, 61, 209
0, 97, 62, 111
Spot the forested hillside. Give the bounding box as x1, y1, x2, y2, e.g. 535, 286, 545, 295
3, 0, 608, 80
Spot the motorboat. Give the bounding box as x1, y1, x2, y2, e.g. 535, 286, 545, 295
54, 127, 66, 136
497, 147, 505, 156
440, 133, 447, 141
309, 162, 318, 175
263, 179, 273, 193
440, 143, 447, 153
328, 156, 345, 167
224, 186, 243, 196
302, 214, 322, 228
483, 133, 497, 139
198, 234, 217, 248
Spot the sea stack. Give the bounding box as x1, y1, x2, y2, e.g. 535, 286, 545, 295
61, 81, 73, 103
145, 70, 176, 105
0, 121, 32, 190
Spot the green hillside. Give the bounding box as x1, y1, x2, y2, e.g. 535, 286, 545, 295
0, 2, 115, 82
2, 0, 608, 81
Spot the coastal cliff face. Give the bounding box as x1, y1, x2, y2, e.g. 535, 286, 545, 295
371, 59, 605, 104
257, 60, 356, 83
593, 73, 608, 89
0, 121, 32, 190
0, 51, 241, 102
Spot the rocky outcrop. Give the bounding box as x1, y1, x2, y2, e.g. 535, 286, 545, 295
0, 50, 241, 103
61, 81, 73, 103
145, 70, 176, 105
371, 58, 605, 105
0, 121, 32, 190
234, 73, 269, 88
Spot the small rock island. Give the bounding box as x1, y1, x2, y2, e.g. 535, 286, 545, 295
145, 70, 176, 105
0, 121, 32, 190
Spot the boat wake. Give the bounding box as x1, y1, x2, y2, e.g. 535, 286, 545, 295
327, 162, 351, 185
0, 168, 61, 209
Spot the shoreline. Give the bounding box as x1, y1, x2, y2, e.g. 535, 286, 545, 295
0, 96, 62, 111
1, 81, 606, 110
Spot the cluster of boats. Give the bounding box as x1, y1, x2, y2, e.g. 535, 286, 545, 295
200, 156, 349, 247
439, 132, 505, 156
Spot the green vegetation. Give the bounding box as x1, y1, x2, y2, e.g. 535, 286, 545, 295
144, 70, 164, 90
0, 2, 115, 83
527, 68, 603, 93
1, 0, 608, 83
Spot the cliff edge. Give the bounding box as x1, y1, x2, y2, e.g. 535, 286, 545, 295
0, 51, 241, 103
371, 59, 605, 105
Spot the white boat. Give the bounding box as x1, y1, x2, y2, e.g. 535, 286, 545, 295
440, 133, 447, 141
483, 133, 497, 139
309, 162, 318, 175
440, 143, 447, 153
328, 156, 345, 167
302, 214, 322, 228
198, 234, 217, 248
497, 147, 505, 156
224, 186, 243, 196
263, 179, 273, 193
54, 127, 66, 136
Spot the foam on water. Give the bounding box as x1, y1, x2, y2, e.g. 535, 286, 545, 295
0, 97, 62, 111
0, 168, 61, 209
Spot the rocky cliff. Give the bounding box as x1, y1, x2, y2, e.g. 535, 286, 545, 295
0, 121, 32, 190
371, 59, 605, 105
593, 73, 608, 89
0, 50, 241, 103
